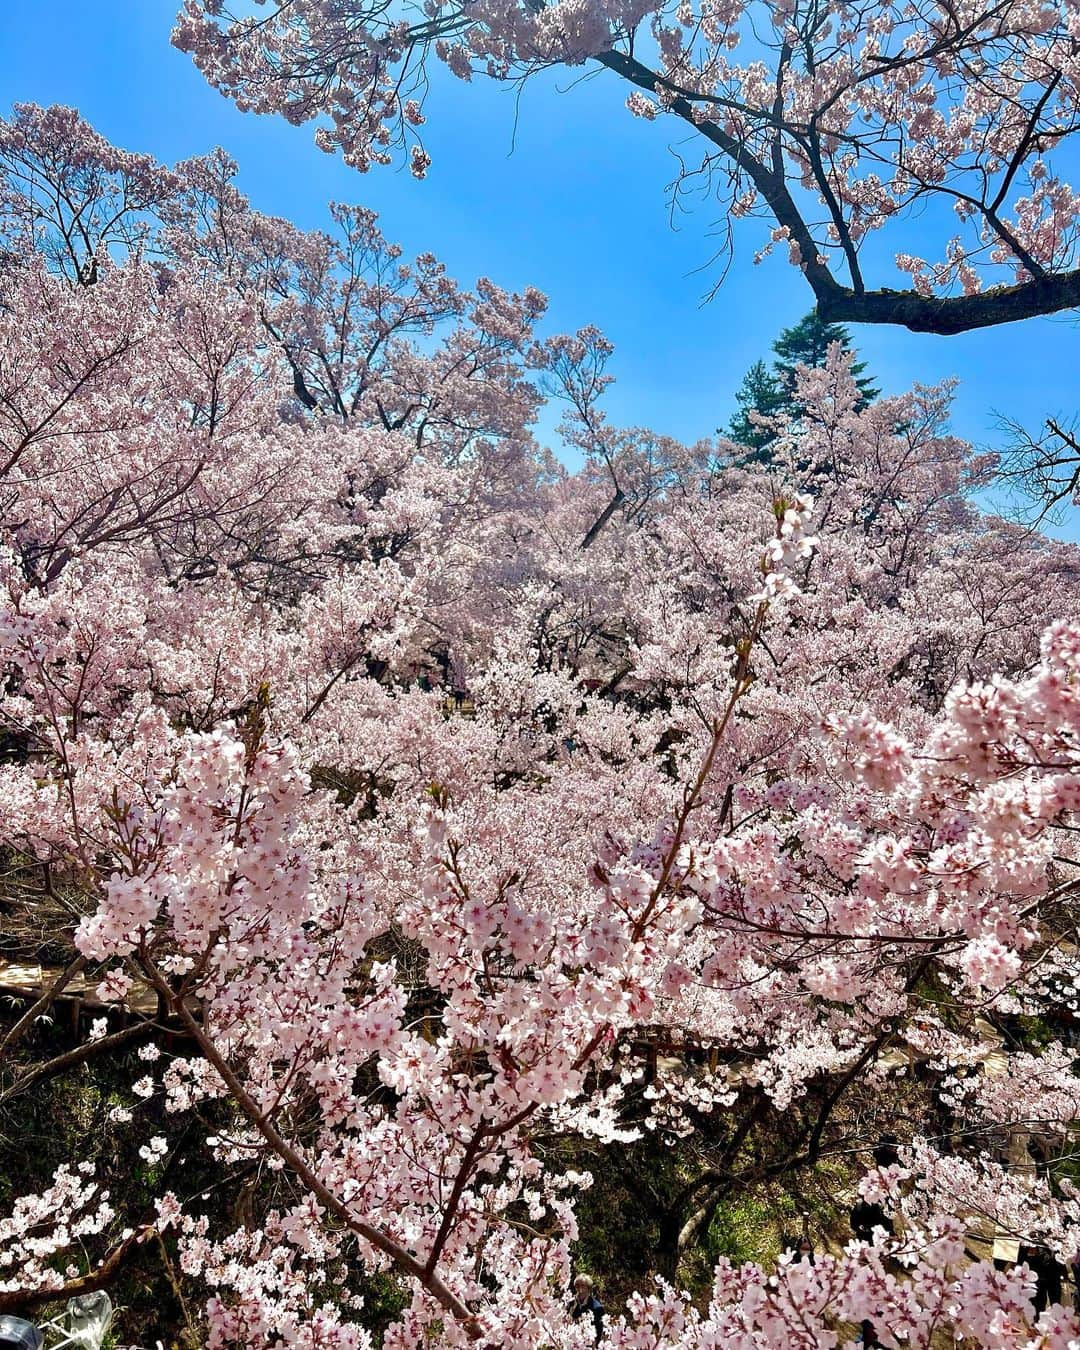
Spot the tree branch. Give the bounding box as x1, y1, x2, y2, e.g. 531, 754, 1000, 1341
595, 49, 1080, 334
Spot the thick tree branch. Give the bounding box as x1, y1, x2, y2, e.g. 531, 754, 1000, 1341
0, 1018, 159, 1107
817, 272, 1080, 332
596, 48, 1080, 334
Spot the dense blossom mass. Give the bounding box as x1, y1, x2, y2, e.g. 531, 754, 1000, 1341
0, 103, 1079, 1347
173, 0, 1080, 332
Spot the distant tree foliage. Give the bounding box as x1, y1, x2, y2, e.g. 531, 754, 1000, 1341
727, 360, 786, 456
771, 313, 880, 408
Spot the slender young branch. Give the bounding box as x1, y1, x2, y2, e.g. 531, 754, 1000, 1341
141, 958, 482, 1336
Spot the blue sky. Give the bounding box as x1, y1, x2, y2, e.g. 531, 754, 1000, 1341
3, 0, 1078, 530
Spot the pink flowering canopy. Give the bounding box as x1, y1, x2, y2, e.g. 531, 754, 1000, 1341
173, 0, 1080, 333
0, 103, 1079, 1348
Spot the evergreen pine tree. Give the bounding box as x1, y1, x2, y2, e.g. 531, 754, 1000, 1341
725, 311, 880, 459
727, 359, 786, 455
771, 311, 880, 408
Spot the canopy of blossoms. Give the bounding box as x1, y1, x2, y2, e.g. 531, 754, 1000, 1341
0, 104, 1078, 1349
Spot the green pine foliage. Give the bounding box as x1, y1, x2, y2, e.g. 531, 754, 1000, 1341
727, 360, 787, 454
725, 311, 880, 461
771, 311, 880, 407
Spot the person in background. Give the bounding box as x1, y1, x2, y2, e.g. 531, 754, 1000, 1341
850, 1196, 894, 1243
569, 1274, 604, 1343
795, 1236, 816, 1265
1019, 1243, 1063, 1312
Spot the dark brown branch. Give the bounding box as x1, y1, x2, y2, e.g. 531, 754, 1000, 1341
580, 486, 625, 549
142, 958, 482, 1337
0, 1227, 152, 1316
819, 269, 1080, 333
595, 48, 1080, 334
0, 1018, 158, 1106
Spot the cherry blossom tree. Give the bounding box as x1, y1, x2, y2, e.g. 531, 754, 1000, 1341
173, 0, 1080, 334
1, 109, 1079, 1348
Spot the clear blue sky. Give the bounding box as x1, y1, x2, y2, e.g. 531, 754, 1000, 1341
3, 0, 1078, 521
